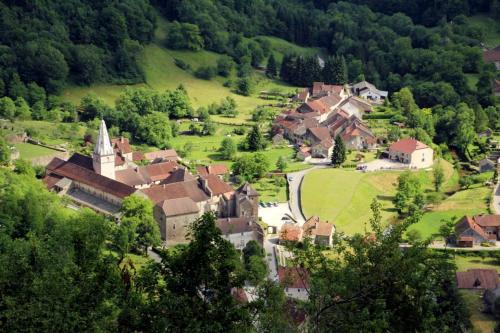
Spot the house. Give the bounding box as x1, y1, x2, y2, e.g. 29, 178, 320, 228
292, 88, 310, 103
479, 159, 496, 173
456, 269, 498, 289
338, 96, 373, 118
453, 215, 500, 247
217, 217, 264, 250
341, 118, 377, 151
278, 266, 310, 300
483, 46, 500, 70
279, 223, 303, 243
144, 149, 180, 163
311, 82, 349, 99
311, 139, 333, 159
351, 81, 388, 103
388, 138, 434, 169
302, 216, 335, 247
196, 164, 229, 178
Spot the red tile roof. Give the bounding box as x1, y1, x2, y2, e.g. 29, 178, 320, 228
278, 266, 310, 289
484, 46, 500, 63
132, 151, 144, 161
202, 174, 234, 196
196, 164, 229, 177
456, 269, 498, 289
144, 149, 179, 162
141, 180, 209, 204
111, 137, 132, 154
217, 217, 257, 234
140, 161, 179, 182
455, 216, 490, 241
308, 127, 331, 142
389, 138, 429, 154
303, 216, 334, 237
474, 215, 500, 227
280, 224, 303, 242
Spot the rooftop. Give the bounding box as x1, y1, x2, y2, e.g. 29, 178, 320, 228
456, 269, 498, 289
389, 138, 429, 154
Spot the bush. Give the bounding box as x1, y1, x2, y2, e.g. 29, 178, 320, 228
194, 66, 217, 80
233, 127, 245, 135
174, 58, 191, 71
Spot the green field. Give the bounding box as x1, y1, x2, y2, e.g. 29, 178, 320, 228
301, 160, 459, 235
60, 16, 321, 123
460, 290, 496, 333
455, 254, 500, 273
14, 143, 61, 159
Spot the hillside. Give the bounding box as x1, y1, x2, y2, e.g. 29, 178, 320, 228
60, 15, 323, 123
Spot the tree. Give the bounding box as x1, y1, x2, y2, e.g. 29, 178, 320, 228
276, 156, 288, 172
0, 136, 10, 165
166, 21, 204, 51
13, 159, 35, 177
331, 135, 346, 167
459, 175, 473, 189
14, 97, 31, 120
219, 137, 237, 160
266, 53, 278, 78
433, 162, 445, 192
438, 219, 456, 250
219, 97, 238, 117
120, 195, 161, 254
393, 172, 425, 215
0, 96, 16, 120
476, 70, 494, 107
216, 56, 234, 77
137, 112, 172, 147
231, 153, 270, 182
236, 77, 253, 96
245, 124, 267, 151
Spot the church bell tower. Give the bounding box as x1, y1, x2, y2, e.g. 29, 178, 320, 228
93, 119, 115, 179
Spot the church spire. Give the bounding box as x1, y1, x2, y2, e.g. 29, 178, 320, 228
94, 119, 114, 156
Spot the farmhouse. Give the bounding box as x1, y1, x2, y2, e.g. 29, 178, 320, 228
388, 138, 434, 169
454, 215, 500, 247
302, 216, 335, 247
44, 120, 259, 246
484, 45, 500, 70
350, 81, 388, 102
217, 217, 264, 250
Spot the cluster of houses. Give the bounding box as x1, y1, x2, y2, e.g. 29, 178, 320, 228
43, 120, 263, 248
273, 81, 385, 160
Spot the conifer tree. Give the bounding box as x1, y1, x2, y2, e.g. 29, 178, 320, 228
331, 135, 346, 167
266, 54, 278, 78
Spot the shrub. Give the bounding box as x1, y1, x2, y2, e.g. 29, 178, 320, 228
174, 58, 191, 71
194, 66, 216, 80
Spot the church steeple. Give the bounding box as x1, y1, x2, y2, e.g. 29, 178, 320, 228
92, 120, 115, 179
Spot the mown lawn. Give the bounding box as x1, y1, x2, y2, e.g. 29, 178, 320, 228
14, 143, 61, 159
454, 254, 500, 273
301, 160, 457, 235
252, 177, 287, 203
408, 186, 490, 239
460, 290, 496, 333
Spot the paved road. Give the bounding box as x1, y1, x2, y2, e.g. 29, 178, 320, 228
287, 164, 328, 225
493, 181, 500, 215
263, 237, 279, 281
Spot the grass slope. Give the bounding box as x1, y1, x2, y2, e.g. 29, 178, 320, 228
14, 143, 60, 159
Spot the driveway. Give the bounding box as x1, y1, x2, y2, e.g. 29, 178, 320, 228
362, 158, 409, 172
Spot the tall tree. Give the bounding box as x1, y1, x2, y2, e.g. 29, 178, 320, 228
433, 162, 445, 192
331, 135, 346, 167
266, 53, 278, 78
246, 124, 267, 151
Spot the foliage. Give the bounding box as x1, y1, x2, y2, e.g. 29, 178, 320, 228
244, 124, 268, 151
219, 137, 237, 160
231, 153, 270, 182
165, 21, 204, 51
136, 112, 172, 148
331, 135, 346, 167
276, 156, 288, 172
0, 136, 11, 165
236, 77, 254, 96
216, 56, 234, 77
266, 54, 278, 78
393, 172, 425, 215
194, 65, 217, 80
433, 162, 445, 192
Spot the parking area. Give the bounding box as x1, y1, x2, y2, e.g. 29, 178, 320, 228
361, 158, 409, 172
258, 203, 294, 230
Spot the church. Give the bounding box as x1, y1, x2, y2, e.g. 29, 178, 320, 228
43, 120, 262, 247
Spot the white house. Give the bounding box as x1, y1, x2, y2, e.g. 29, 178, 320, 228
388, 138, 434, 169
351, 81, 388, 102
217, 217, 264, 250
278, 266, 309, 300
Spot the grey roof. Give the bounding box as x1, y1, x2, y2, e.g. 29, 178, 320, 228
237, 183, 259, 197
352, 81, 388, 97
94, 120, 114, 156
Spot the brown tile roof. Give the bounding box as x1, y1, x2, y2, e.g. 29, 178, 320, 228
197, 164, 229, 176
303, 216, 334, 237
43, 174, 63, 189
67, 153, 94, 171
162, 168, 195, 184
46, 156, 135, 198
217, 217, 256, 234
484, 46, 500, 63
115, 168, 149, 187
202, 174, 234, 196
312, 82, 344, 96
313, 138, 333, 150
474, 215, 500, 227
455, 216, 490, 240
236, 182, 259, 197
308, 127, 331, 142
140, 161, 179, 182
114, 153, 126, 166
111, 137, 132, 154
280, 224, 303, 242
144, 149, 179, 162
456, 269, 498, 289
46, 157, 66, 172
141, 180, 209, 204
278, 266, 309, 289
159, 197, 199, 217
389, 138, 429, 154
